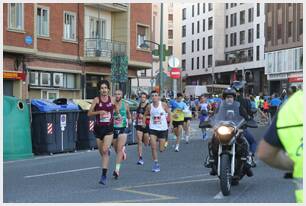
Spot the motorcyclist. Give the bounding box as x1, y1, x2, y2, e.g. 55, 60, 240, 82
206, 87, 254, 177
231, 81, 257, 167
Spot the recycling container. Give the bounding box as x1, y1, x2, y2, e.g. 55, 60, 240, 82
31, 98, 80, 155
73, 99, 97, 150
4, 96, 33, 160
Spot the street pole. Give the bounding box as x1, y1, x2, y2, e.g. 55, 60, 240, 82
159, 3, 164, 97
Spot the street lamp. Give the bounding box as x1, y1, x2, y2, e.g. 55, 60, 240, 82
140, 39, 163, 96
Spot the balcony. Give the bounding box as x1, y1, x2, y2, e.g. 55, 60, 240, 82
84, 38, 127, 59
84, 3, 128, 12
215, 56, 253, 66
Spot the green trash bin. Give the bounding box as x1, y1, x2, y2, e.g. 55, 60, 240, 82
3, 96, 33, 161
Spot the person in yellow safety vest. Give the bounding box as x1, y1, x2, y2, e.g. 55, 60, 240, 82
257, 90, 303, 203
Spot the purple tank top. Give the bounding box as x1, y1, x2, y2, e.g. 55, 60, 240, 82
94, 96, 114, 126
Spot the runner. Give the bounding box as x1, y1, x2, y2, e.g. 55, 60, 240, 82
183, 95, 192, 144
143, 91, 171, 172
135, 92, 150, 165
170, 93, 188, 152
198, 95, 209, 140
88, 80, 119, 185
112, 89, 132, 179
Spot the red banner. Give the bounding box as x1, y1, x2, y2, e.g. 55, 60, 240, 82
3, 71, 26, 80
288, 77, 303, 83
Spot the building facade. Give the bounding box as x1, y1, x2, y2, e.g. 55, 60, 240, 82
181, 3, 267, 95
3, 3, 152, 99
264, 3, 303, 94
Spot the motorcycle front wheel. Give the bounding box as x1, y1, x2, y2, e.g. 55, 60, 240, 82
220, 154, 232, 196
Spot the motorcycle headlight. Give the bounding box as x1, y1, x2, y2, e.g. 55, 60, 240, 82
215, 126, 235, 144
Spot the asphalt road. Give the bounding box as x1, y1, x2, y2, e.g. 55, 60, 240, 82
3, 121, 295, 203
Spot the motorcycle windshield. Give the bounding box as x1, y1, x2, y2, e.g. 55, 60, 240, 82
211, 101, 244, 127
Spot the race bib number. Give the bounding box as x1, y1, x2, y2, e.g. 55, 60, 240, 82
114, 116, 123, 126
153, 115, 161, 124
100, 112, 111, 123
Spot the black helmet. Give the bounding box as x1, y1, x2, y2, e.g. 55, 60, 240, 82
223, 87, 236, 99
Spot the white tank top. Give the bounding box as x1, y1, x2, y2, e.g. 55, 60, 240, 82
149, 101, 168, 131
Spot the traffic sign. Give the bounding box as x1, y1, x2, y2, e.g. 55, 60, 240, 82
25, 36, 33, 45
168, 56, 180, 68
170, 68, 181, 79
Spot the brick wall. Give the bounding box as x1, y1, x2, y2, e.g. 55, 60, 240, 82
129, 3, 152, 63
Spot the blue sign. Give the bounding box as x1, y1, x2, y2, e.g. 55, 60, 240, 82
25, 36, 33, 45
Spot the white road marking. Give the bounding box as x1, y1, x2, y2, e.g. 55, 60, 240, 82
24, 166, 100, 178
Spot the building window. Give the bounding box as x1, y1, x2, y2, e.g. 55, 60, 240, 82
226, 3, 228, 9
37, 7, 49, 37
182, 8, 186, 20
225, 35, 228, 47
197, 20, 200, 33
230, 33, 237, 46
89, 17, 106, 38
197, 57, 200, 69
191, 58, 194, 70
248, 28, 253, 43
277, 24, 282, 39
192, 40, 194, 52
203, 37, 205, 50
208, 36, 213, 49
256, 24, 260, 39
208, 3, 213, 11
192, 23, 194, 34
66, 73, 76, 89
41, 90, 59, 100
137, 25, 149, 48
192, 5, 194, 17
226, 15, 228, 28
197, 3, 200, 15
299, 19, 303, 35
203, 3, 205, 13
203, 19, 205, 31
197, 39, 200, 51
8, 3, 24, 30
257, 3, 260, 17
208, 17, 213, 30
182, 59, 186, 71
256, 46, 260, 61
168, 29, 173, 39
63, 12, 76, 41
240, 11, 245, 25
231, 13, 237, 27
29, 71, 39, 85
248, 8, 253, 22
182, 42, 186, 54
182, 25, 186, 37
168, 14, 173, 21
202, 56, 205, 68
40, 72, 51, 86
208, 55, 213, 67
248, 49, 253, 61
168, 46, 173, 55
288, 21, 292, 37
240, 30, 245, 44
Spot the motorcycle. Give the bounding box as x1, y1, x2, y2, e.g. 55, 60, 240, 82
200, 101, 257, 196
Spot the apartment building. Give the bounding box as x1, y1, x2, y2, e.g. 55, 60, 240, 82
264, 3, 303, 94
131, 2, 182, 95
3, 3, 152, 99
181, 3, 267, 95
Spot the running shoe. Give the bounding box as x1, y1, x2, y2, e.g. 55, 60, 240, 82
175, 145, 180, 152
164, 141, 168, 148
99, 175, 107, 185
137, 159, 144, 165
113, 170, 119, 180
185, 135, 189, 144
152, 163, 160, 172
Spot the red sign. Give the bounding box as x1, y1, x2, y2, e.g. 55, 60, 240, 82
170, 68, 181, 79
288, 77, 303, 83
3, 71, 26, 80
